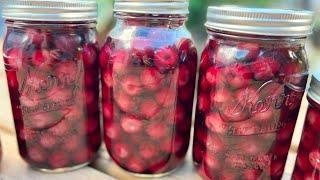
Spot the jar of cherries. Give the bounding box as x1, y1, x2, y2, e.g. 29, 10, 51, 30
293, 74, 320, 179
2, 1, 101, 172
193, 7, 314, 179
100, 0, 197, 177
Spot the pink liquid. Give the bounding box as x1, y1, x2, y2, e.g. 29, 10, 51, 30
3, 23, 101, 170
193, 36, 308, 179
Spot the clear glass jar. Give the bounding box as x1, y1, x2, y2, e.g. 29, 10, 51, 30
2, 1, 101, 172
193, 7, 314, 179
293, 74, 320, 179
100, 0, 197, 177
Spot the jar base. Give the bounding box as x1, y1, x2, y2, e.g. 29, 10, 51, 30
31, 162, 90, 173
124, 163, 183, 178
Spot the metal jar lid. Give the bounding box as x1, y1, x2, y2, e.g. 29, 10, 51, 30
206, 6, 314, 37
308, 74, 320, 104
114, 0, 189, 15
2, 0, 97, 22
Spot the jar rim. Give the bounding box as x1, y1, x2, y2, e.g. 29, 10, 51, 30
114, 0, 189, 15
206, 6, 315, 37
2, 0, 97, 22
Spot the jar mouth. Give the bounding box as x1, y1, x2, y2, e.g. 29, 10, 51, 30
206, 6, 315, 37
114, 1, 189, 15
4, 20, 97, 28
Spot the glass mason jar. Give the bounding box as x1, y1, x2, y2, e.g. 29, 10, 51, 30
293, 74, 320, 179
100, 0, 197, 177
2, 1, 101, 172
192, 7, 314, 179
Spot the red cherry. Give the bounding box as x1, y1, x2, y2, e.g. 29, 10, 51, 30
4, 48, 23, 70
225, 63, 253, 89
146, 122, 168, 139
242, 169, 262, 180
127, 157, 146, 173
176, 38, 192, 52
121, 115, 143, 134
140, 98, 159, 119
54, 61, 79, 84
154, 47, 179, 70
26, 28, 45, 45
104, 121, 121, 140
292, 170, 304, 180
210, 87, 232, 104
219, 100, 249, 122
304, 171, 320, 180
85, 117, 100, 134
296, 152, 313, 172
178, 65, 190, 87
114, 91, 134, 113
236, 42, 260, 61
82, 44, 97, 68
307, 108, 320, 132
18, 128, 36, 141
272, 141, 291, 158
73, 148, 92, 164
103, 102, 114, 120
235, 87, 259, 107
47, 87, 73, 103
112, 143, 130, 159
197, 93, 211, 113
179, 84, 194, 102
102, 70, 113, 88
205, 67, 218, 86
252, 108, 274, 122
27, 146, 47, 163
220, 170, 237, 180
276, 122, 295, 142
199, 75, 212, 92
49, 151, 69, 168
99, 44, 112, 70
300, 129, 317, 150
156, 88, 176, 107
204, 153, 220, 170
173, 104, 186, 125
205, 134, 224, 153
27, 112, 61, 130
309, 149, 320, 171
200, 46, 213, 72
139, 142, 157, 159
6, 71, 19, 89
54, 34, 81, 53
111, 50, 130, 74
282, 62, 306, 86
121, 76, 143, 96
251, 56, 280, 81
236, 137, 265, 155
205, 113, 228, 134
62, 134, 81, 152
31, 50, 50, 67
140, 67, 163, 91
49, 120, 69, 136
270, 160, 285, 178
39, 132, 57, 149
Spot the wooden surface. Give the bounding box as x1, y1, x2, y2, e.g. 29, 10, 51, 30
0, 40, 318, 179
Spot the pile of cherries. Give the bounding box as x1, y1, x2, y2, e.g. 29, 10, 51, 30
100, 34, 197, 174
293, 98, 320, 179
3, 26, 101, 170
193, 36, 308, 179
